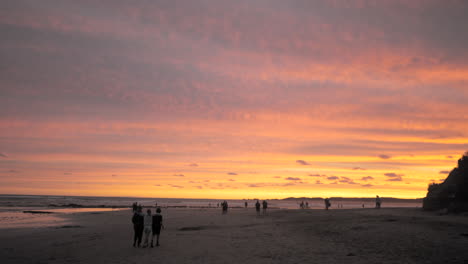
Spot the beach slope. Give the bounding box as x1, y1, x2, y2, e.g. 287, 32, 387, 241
1, 208, 468, 263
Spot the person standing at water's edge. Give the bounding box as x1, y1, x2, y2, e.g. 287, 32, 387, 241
142, 209, 153, 248
255, 200, 261, 214
222, 200, 228, 214
376, 195, 381, 209
262, 200, 268, 214
132, 206, 144, 247
151, 207, 163, 247
324, 198, 331, 210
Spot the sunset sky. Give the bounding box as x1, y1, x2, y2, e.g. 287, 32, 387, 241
1, 0, 468, 199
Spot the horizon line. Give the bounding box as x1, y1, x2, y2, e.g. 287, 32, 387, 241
0, 193, 424, 200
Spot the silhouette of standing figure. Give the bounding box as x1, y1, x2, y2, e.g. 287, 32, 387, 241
151, 207, 163, 247
132, 206, 144, 247
262, 200, 268, 214
245, 201, 248, 208
222, 200, 228, 214
324, 198, 331, 210
142, 209, 153, 248
375, 195, 381, 209
255, 200, 261, 214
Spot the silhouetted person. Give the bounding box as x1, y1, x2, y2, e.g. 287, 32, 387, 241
132, 206, 144, 247
376, 195, 381, 209
324, 198, 331, 210
152, 207, 163, 247
300, 201, 304, 209
142, 209, 153, 248
132, 202, 137, 213
245, 201, 248, 208
222, 200, 228, 214
255, 200, 261, 214
305, 202, 309, 209
262, 200, 268, 214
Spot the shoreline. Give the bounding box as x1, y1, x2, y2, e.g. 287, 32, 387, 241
0, 194, 423, 210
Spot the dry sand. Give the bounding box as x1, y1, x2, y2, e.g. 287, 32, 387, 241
1, 208, 468, 264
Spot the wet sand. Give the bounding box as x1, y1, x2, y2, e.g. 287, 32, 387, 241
1, 208, 468, 264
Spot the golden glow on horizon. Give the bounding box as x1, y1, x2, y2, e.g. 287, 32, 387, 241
0, 150, 459, 199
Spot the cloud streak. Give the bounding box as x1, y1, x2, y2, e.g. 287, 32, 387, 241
352, 167, 366, 170
296, 160, 311, 166
285, 177, 301, 181
378, 155, 392, 160
361, 176, 374, 181
384, 173, 404, 182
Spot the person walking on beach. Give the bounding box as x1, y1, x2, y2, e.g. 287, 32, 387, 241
151, 208, 163, 247
245, 201, 248, 208
376, 195, 381, 209
324, 198, 331, 210
255, 200, 261, 214
142, 209, 153, 248
132, 206, 144, 247
262, 200, 268, 214
132, 202, 137, 213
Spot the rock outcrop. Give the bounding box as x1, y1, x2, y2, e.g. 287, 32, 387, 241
423, 152, 468, 212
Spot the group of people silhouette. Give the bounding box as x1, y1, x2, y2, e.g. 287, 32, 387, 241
222, 200, 268, 214
131, 203, 163, 248
254, 200, 268, 214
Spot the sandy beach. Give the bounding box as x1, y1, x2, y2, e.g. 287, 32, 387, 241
1, 208, 467, 264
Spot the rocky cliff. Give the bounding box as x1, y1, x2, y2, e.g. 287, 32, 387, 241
423, 152, 468, 212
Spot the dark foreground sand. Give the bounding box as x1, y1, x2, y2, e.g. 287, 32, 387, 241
1, 208, 468, 264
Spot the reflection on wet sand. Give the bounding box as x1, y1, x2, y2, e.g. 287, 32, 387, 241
0, 207, 126, 229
